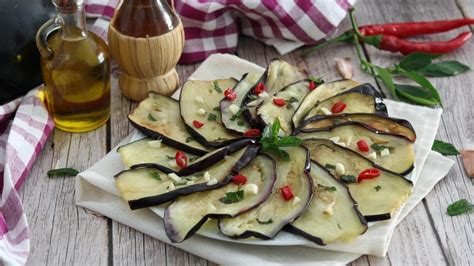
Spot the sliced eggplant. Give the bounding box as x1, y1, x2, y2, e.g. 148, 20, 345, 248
299, 113, 416, 142
180, 79, 242, 147
244, 59, 307, 124
303, 84, 387, 120
117, 138, 199, 172
164, 154, 276, 243
128, 92, 208, 155
218, 146, 313, 239
114, 144, 259, 210
220, 73, 263, 133
303, 139, 413, 222
286, 162, 368, 245
256, 80, 312, 135
297, 123, 415, 175
292, 79, 360, 128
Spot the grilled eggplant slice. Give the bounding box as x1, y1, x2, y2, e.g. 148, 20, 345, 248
117, 138, 199, 172
128, 92, 208, 155
115, 144, 259, 210
292, 79, 359, 128
257, 80, 312, 135
220, 73, 263, 133
244, 59, 307, 124
304, 139, 412, 221
180, 79, 242, 147
299, 113, 416, 142
164, 154, 276, 243
297, 123, 415, 175
303, 84, 387, 120
286, 162, 367, 245
218, 146, 313, 239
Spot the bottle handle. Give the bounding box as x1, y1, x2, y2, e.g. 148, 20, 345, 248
35, 17, 61, 59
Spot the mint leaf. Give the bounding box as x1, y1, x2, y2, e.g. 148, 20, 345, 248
394, 84, 440, 106
47, 168, 79, 178
432, 139, 459, 156
213, 81, 222, 93
370, 143, 390, 152
340, 175, 356, 184
148, 113, 157, 121
208, 113, 218, 121
447, 199, 473, 216
260, 120, 302, 160
148, 171, 161, 181
418, 61, 471, 77
374, 185, 382, 192
309, 76, 324, 84
398, 52, 440, 71
325, 163, 336, 170
219, 190, 244, 204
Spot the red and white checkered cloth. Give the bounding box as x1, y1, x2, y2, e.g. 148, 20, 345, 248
85, 0, 356, 63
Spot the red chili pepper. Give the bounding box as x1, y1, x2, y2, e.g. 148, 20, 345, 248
232, 174, 247, 185
331, 102, 347, 113
193, 120, 204, 128
308, 80, 317, 91
357, 140, 369, 152
358, 168, 381, 182
359, 18, 474, 38
175, 151, 188, 168
273, 98, 286, 107
224, 88, 237, 101
254, 82, 266, 95
280, 185, 294, 201
243, 128, 261, 137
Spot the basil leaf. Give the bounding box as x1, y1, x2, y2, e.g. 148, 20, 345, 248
47, 168, 79, 178
398, 70, 442, 105
399, 52, 440, 71
376, 67, 398, 100
447, 199, 473, 216
417, 61, 471, 77
432, 139, 459, 156
219, 190, 244, 204
370, 143, 390, 152
394, 84, 440, 106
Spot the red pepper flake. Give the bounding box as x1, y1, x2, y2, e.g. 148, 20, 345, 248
280, 185, 294, 201
193, 120, 204, 128
358, 168, 381, 183
273, 98, 286, 107
224, 88, 237, 101
243, 128, 261, 137
254, 82, 266, 95
232, 174, 247, 185
175, 151, 188, 168
308, 80, 317, 91
357, 140, 369, 152
331, 102, 347, 113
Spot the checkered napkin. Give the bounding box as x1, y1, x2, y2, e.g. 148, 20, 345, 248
0, 89, 54, 265
84, 0, 356, 63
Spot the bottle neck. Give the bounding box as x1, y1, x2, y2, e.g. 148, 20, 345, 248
56, 4, 87, 38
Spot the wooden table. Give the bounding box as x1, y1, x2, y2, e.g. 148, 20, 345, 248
22, 0, 473, 264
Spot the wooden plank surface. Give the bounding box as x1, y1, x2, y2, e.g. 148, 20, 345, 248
20, 0, 473, 264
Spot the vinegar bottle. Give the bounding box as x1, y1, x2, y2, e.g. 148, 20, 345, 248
36, 0, 111, 132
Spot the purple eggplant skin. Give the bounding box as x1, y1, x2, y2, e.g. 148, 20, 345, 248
128, 117, 209, 157
296, 113, 416, 141
116, 144, 260, 210
341, 83, 388, 117
217, 145, 314, 240
164, 154, 277, 243
284, 160, 368, 245
241, 71, 268, 130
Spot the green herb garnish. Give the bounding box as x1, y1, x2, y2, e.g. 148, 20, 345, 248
213, 81, 222, 93
230, 108, 246, 121
247, 94, 258, 101
237, 121, 245, 126
337, 223, 342, 230
260, 120, 303, 160
286, 97, 299, 109
370, 143, 390, 152
47, 167, 79, 178
208, 113, 218, 121
340, 175, 357, 184
309, 76, 324, 84
165, 155, 175, 160
318, 185, 337, 192
185, 136, 194, 143
432, 139, 459, 156
447, 199, 473, 216
325, 163, 336, 170
148, 113, 157, 121
374, 185, 382, 192
213, 106, 221, 111
257, 219, 273, 225
148, 171, 161, 181
219, 190, 245, 204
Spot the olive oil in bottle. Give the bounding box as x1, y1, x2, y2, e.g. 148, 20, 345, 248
37, 0, 110, 132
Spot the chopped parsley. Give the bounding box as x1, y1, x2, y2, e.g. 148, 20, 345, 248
213, 81, 222, 93
148, 171, 161, 181
325, 163, 336, 170
185, 136, 194, 143
257, 219, 273, 225
208, 113, 218, 121
219, 190, 244, 204
340, 175, 357, 184
148, 113, 157, 121
374, 185, 382, 192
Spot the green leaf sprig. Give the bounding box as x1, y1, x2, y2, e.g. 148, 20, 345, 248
219, 190, 244, 204
447, 199, 473, 216
259, 120, 303, 160
47, 167, 79, 178
432, 139, 460, 156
